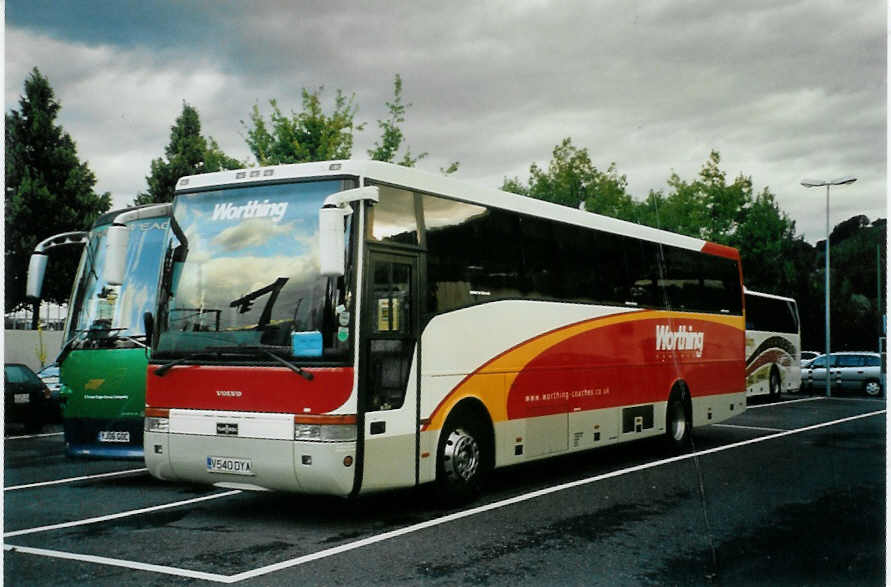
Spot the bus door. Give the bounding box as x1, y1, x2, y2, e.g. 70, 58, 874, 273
360, 250, 420, 491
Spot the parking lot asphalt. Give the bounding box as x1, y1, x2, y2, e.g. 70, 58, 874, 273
3, 394, 886, 585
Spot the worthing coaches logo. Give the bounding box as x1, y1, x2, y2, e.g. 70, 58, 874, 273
212, 200, 288, 223
655, 324, 705, 357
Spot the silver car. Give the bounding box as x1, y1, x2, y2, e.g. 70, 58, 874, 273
802, 352, 883, 396
799, 350, 820, 367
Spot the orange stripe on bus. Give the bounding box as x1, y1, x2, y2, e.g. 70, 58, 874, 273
423, 310, 744, 432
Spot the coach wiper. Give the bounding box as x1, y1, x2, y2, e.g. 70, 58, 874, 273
205, 345, 315, 381
153, 351, 216, 377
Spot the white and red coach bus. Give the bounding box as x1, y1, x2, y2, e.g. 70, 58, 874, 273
744, 289, 801, 398
139, 160, 746, 500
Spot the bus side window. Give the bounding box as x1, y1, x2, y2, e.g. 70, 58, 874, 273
367, 186, 419, 245
367, 258, 415, 412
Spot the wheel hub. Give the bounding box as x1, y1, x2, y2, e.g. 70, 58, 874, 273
443, 428, 480, 482
669, 402, 687, 441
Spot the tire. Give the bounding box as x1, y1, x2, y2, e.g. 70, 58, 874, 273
435, 416, 487, 504
769, 369, 781, 399
864, 379, 883, 397
665, 388, 692, 452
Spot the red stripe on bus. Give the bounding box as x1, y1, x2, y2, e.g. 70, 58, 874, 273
745, 349, 793, 375
145, 365, 353, 414
506, 316, 744, 419
700, 241, 740, 260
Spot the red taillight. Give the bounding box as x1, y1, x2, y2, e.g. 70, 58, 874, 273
145, 407, 170, 418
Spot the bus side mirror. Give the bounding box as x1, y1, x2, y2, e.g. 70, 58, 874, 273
105, 223, 129, 286
319, 207, 349, 277
318, 186, 379, 277
26, 253, 49, 299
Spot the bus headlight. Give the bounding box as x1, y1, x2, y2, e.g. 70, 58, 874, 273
145, 407, 170, 433
294, 424, 322, 441
294, 415, 357, 442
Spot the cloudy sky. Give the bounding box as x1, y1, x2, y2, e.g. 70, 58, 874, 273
6, 0, 886, 243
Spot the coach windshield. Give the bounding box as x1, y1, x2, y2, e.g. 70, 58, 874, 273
65, 217, 168, 347
156, 179, 354, 361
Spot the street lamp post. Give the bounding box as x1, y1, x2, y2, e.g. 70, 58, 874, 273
801, 176, 857, 397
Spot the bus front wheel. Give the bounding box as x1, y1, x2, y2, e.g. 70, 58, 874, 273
436, 417, 487, 503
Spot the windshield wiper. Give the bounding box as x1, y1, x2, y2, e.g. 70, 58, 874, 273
154, 352, 215, 377
57, 328, 146, 363
205, 345, 314, 381
154, 346, 315, 381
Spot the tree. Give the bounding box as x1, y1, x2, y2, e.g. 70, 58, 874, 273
135, 102, 242, 204
5, 68, 112, 325
642, 151, 751, 242
732, 188, 799, 292
502, 138, 634, 220
368, 74, 428, 167
697, 150, 752, 243
819, 216, 887, 350
243, 88, 363, 165
829, 214, 870, 245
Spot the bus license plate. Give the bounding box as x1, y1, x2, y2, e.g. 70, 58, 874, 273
98, 431, 130, 443
13, 394, 30, 404
206, 456, 254, 476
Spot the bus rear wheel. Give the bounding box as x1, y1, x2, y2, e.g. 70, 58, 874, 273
769, 368, 781, 398
436, 417, 487, 503
665, 389, 692, 452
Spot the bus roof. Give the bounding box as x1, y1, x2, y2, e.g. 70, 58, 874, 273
92, 203, 168, 229
174, 160, 737, 259
744, 287, 797, 304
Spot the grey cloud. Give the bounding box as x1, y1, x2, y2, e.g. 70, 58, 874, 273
6, 0, 885, 243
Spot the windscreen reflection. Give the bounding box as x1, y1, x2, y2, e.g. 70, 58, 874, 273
66, 217, 168, 345
157, 180, 351, 360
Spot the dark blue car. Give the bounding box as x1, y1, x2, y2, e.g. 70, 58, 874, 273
5, 363, 52, 433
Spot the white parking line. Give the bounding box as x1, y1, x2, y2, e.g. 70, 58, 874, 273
228, 408, 886, 583
5, 407, 883, 583
4, 490, 242, 538
2, 544, 231, 582
746, 396, 826, 409
5, 468, 148, 492
5, 431, 65, 440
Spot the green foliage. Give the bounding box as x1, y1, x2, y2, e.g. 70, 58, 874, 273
641, 151, 752, 243
502, 138, 635, 220
368, 74, 428, 167
244, 88, 363, 165
243, 75, 456, 175
135, 102, 243, 204
732, 188, 798, 289
820, 219, 886, 350
5, 68, 111, 317
501, 176, 529, 196
440, 161, 461, 175
509, 138, 885, 351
